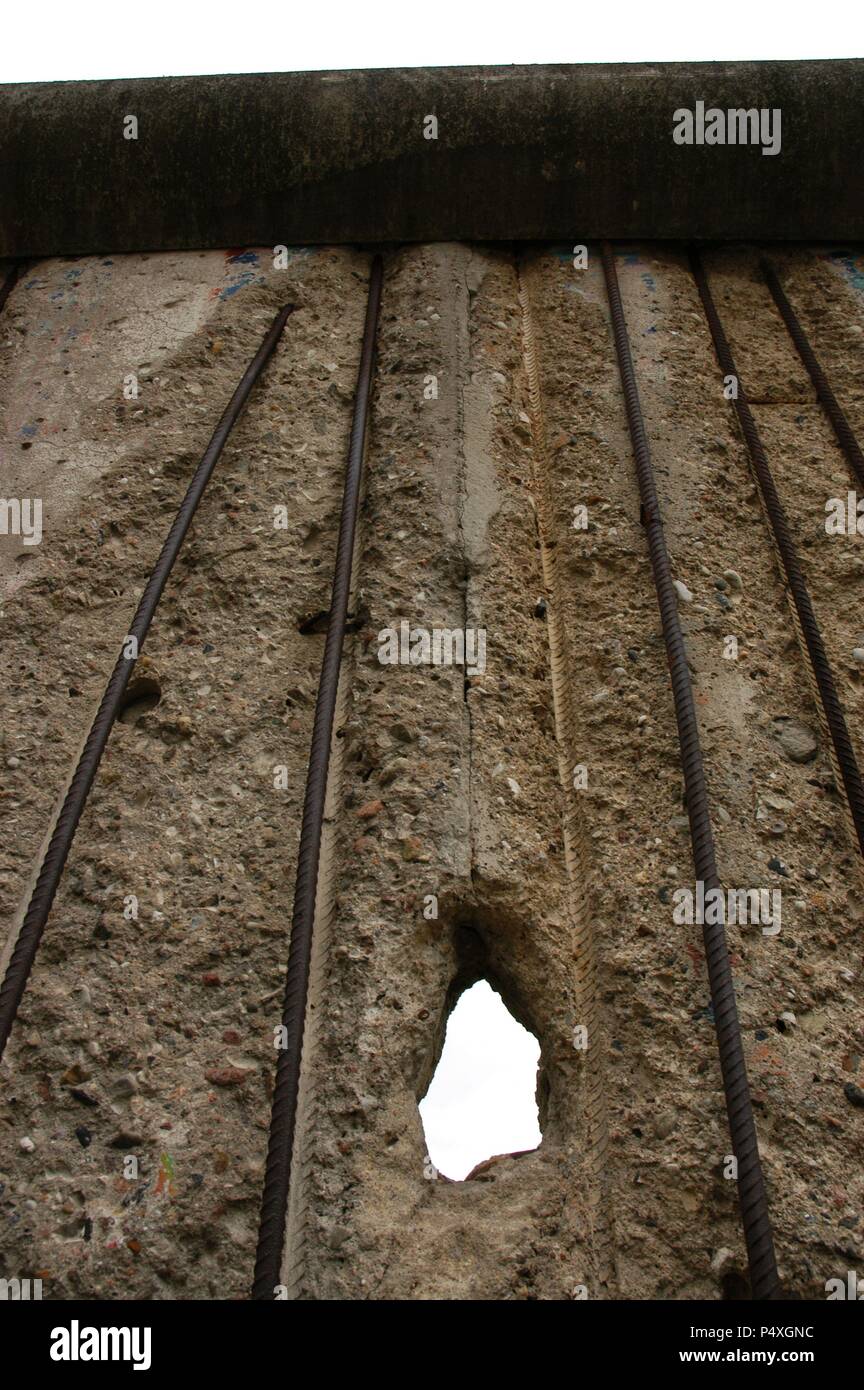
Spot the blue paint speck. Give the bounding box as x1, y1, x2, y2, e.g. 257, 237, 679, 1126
220, 271, 261, 300
829, 250, 864, 292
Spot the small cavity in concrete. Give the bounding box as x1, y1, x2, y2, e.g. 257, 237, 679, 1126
118, 674, 162, 725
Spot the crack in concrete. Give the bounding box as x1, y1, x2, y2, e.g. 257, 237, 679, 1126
516, 252, 619, 1298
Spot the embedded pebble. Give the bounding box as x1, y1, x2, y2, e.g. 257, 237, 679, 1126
673, 579, 693, 603
111, 1073, 138, 1099
772, 717, 818, 763
844, 1082, 864, 1109
710, 1247, 736, 1275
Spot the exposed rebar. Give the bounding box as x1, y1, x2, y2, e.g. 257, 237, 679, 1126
0, 261, 21, 314
251, 255, 383, 1300
761, 257, 864, 492
601, 242, 779, 1301
0, 303, 294, 1060
691, 248, 864, 860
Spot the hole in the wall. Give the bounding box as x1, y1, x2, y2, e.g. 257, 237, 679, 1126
419, 979, 542, 1181
118, 675, 162, 725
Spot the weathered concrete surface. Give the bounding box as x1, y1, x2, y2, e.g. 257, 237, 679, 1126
1, 245, 863, 1300
1, 61, 863, 256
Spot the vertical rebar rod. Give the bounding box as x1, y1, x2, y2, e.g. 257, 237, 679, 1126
602, 242, 779, 1300
0, 303, 294, 1060
691, 249, 864, 860
0, 261, 21, 315
761, 258, 864, 492
251, 256, 383, 1300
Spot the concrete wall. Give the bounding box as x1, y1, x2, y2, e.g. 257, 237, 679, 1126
1, 243, 863, 1299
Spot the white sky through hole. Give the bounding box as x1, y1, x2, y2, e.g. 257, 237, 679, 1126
419, 980, 542, 1181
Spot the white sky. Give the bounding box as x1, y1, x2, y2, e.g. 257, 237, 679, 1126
0, 0, 861, 83
420, 981, 541, 1181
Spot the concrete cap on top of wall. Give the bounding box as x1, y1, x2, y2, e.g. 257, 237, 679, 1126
0, 59, 862, 256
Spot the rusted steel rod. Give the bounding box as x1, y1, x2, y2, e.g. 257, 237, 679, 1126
691, 248, 864, 860
0, 261, 21, 314
761, 257, 864, 493
0, 303, 294, 1060
251, 255, 383, 1300
601, 242, 779, 1301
